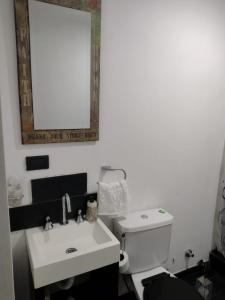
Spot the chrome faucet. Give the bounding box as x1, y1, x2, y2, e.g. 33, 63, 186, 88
76, 209, 84, 224
61, 193, 72, 225
44, 216, 53, 231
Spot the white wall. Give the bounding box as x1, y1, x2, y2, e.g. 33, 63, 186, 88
0, 25, 15, 300
0, 97, 15, 300
1, 0, 225, 299
0, 95, 15, 300
0, 3, 15, 299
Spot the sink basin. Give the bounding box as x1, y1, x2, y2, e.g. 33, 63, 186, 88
26, 218, 120, 288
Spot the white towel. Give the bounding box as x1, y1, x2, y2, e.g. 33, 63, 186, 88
98, 180, 130, 216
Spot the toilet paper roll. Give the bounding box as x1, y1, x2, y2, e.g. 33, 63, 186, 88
119, 250, 129, 274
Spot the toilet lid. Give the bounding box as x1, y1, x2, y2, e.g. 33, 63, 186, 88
143, 274, 203, 300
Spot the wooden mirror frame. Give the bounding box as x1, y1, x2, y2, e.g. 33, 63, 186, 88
14, 0, 101, 144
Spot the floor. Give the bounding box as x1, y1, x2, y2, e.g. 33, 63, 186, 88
210, 276, 225, 300
178, 271, 225, 300
119, 292, 137, 300
118, 273, 137, 300
119, 267, 225, 300
48, 262, 225, 300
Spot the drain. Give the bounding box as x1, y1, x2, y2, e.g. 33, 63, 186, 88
141, 214, 148, 219
66, 247, 77, 254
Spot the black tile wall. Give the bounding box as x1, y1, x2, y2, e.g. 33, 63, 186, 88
9, 172, 98, 231
9, 194, 97, 231
31, 173, 87, 203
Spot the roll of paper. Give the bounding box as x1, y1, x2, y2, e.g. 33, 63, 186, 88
119, 250, 129, 274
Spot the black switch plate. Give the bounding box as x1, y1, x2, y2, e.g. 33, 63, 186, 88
26, 155, 49, 171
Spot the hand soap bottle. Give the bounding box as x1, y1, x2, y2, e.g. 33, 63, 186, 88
86, 198, 97, 223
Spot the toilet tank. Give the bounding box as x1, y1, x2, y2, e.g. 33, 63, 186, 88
114, 208, 173, 274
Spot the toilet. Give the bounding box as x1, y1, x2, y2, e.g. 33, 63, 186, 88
114, 208, 202, 300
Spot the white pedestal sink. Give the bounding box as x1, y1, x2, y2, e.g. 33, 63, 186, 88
26, 218, 120, 288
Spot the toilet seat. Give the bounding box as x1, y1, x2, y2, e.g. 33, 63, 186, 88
132, 267, 171, 300
143, 273, 203, 300
132, 267, 201, 300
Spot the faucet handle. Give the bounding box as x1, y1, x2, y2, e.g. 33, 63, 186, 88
45, 216, 51, 222
65, 193, 72, 213
44, 216, 54, 231
76, 209, 84, 223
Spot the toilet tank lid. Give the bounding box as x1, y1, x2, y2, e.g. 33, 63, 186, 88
114, 208, 174, 233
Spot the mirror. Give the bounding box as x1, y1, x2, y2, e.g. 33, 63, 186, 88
15, 0, 101, 144
29, 0, 92, 130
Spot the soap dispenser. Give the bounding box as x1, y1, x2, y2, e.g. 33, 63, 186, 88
86, 198, 97, 223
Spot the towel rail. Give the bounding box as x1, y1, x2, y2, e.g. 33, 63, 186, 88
101, 166, 127, 180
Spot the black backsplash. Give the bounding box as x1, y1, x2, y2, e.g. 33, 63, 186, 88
9, 172, 97, 232
31, 173, 87, 203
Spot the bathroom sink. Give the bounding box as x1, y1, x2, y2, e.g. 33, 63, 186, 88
26, 218, 120, 288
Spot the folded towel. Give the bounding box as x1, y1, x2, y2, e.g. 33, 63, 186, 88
98, 180, 130, 216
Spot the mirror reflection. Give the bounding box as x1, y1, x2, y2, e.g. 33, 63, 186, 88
29, 0, 91, 130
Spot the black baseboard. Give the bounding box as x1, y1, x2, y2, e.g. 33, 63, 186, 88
175, 265, 205, 279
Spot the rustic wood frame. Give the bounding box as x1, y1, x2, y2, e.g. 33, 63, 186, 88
14, 0, 101, 144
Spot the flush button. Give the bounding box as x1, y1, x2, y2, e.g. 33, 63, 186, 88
65, 247, 77, 254
141, 214, 148, 219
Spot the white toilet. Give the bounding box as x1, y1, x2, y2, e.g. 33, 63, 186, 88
114, 208, 201, 300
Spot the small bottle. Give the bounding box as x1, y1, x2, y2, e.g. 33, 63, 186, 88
86, 199, 97, 223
